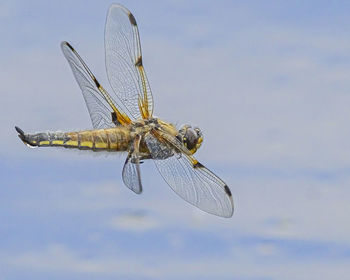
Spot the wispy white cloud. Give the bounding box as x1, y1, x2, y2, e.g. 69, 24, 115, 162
7, 169, 350, 245
4, 243, 158, 277
109, 212, 159, 232
3, 241, 350, 280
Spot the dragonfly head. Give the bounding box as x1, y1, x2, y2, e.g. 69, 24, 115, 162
177, 125, 203, 154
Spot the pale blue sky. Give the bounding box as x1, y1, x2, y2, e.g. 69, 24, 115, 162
1, 1, 350, 279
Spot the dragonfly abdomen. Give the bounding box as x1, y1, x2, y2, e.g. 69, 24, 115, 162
15, 126, 131, 152
66, 128, 130, 151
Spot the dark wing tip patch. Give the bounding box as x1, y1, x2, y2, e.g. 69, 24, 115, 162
62, 40, 101, 91
224, 185, 232, 197
193, 161, 204, 169
128, 12, 137, 26
64, 41, 74, 51
135, 56, 143, 67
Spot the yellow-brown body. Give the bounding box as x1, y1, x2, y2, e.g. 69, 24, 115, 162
15, 118, 183, 155
66, 127, 131, 151
18, 126, 132, 152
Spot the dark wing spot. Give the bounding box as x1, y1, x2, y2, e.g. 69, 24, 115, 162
128, 12, 137, 26
135, 56, 143, 67
64, 41, 75, 51
111, 112, 121, 125
92, 77, 100, 88
224, 185, 232, 197
193, 161, 204, 169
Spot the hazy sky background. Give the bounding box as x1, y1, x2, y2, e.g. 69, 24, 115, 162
1, 0, 350, 279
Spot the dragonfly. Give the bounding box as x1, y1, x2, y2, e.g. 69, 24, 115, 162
15, 4, 234, 217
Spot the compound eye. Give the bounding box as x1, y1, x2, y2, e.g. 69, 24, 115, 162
184, 128, 198, 150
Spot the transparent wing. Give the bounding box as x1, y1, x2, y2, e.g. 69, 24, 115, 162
61, 41, 131, 129
122, 152, 142, 194
145, 133, 234, 218
105, 4, 153, 120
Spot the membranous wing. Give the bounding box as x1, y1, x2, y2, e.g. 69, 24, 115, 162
145, 132, 234, 218
105, 4, 153, 120
61, 41, 131, 129
122, 135, 143, 194
122, 153, 142, 194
